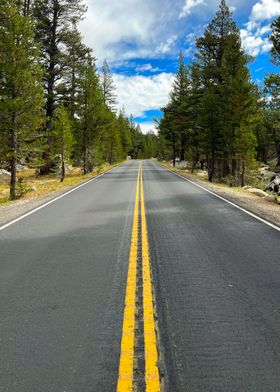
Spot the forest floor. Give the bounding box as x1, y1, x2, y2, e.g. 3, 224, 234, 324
0, 163, 119, 226
160, 161, 280, 228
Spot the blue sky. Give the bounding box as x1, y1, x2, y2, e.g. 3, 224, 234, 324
79, 0, 280, 133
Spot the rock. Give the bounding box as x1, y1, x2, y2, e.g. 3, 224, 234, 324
258, 166, 276, 181
242, 185, 253, 190
265, 175, 280, 194
16, 164, 29, 171
247, 188, 268, 197
64, 164, 73, 175
264, 195, 276, 203
0, 169, 11, 185
30, 185, 37, 192
276, 198, 280, 205
176, 161, 188, 170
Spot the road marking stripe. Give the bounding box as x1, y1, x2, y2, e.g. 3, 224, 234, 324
160, 164, 280, 233
0, 165, 121, 232
117, 165, 141, 391
140, 164, 161, 392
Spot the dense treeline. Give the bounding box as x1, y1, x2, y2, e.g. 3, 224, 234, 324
159, 0, 280, 186
0, 0, 157, 199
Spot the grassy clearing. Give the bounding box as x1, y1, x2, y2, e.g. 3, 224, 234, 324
0, 163, 119, 205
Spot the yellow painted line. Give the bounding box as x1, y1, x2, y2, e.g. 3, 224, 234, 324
117, 164, 141, 391
140, 164, 161, 392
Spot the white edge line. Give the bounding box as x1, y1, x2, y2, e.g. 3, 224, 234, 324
160, 164, 280, 233
0, 165, 118, 232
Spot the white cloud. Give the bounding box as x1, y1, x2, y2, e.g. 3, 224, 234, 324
135, 64, 160, 73
179, 0, 205, 18
156, 35, 178, 54
79, 0, 180, 63
113, 72, 175, 117
251, 0, 280, 22
137, 122, 158, 134
80, 0, 155, 62
240, 28, 271, 56
240, 0, 279, 56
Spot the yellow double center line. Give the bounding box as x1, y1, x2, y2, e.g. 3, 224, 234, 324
117, 163, 160, 392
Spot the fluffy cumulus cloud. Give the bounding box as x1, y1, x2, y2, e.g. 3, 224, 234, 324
135, 64, 160, 73
79, 0, 279, 126
80, 0, 181, 62
80, 0, 154, 61
156, 35, 178, 54
250, 0, 280, 22
240, 0, 280, 56
113, 73, 175, 118
179, 0, 205, 18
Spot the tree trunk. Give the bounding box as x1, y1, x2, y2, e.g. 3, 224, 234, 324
222, 156, 230, 177
41, 7, 58, 174
61, 159, 65, 182
10, 113, 17, 200
208, 140, 215, 182
231, 158, 237, 176
83, 127, 87, 175
208, 161, 214, 182
241, 158, 245, 187
276, 142, 280, 167
172, 136, 176, 167
23, 0, 31, 15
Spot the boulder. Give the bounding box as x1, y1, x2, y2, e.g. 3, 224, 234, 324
264, 195, 276, 203
0, 169, 11, 185
242, 185, 253, 190
258, 166, 276, 181
176, 161, 188, 170
16, 164, 29, 171
265, 175, 280, 194
247, 188, 268, 197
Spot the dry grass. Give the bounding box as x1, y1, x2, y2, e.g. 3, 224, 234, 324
0, 163, 118, 205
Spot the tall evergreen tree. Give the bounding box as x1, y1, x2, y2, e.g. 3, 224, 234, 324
264, 16, 280, 166
32, 0, 87, 172
100, 59, 117, 110
169, 51, 191, 161
53, 105, 73, 182
270, 16, 280, 66
0, 1, 43, 199
196, 0, 257, 181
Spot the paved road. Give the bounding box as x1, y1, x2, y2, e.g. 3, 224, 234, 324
1, 160, 280, 391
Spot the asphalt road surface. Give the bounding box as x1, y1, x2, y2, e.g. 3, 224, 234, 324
1, 160, 280, 392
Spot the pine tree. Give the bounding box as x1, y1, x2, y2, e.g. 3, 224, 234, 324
264, 16, 280, 166
158, 103, 179, 167
196, 0, 257, 181
270, 16, 280, 66
60, 26, 92, 121
53, 105, 73, 182
0, 1, 43, 199
100, 60, 117, 110
169, 51, 192, 161
264, 75, 280, 166
32, 0, 87, 173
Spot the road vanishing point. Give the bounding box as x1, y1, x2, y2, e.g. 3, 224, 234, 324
1, 160, 280, 392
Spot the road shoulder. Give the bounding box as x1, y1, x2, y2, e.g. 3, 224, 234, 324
159, 162, 280, 228
0, 163, 121, 227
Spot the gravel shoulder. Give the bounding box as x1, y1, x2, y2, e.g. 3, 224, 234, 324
160, 163, 280, 228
